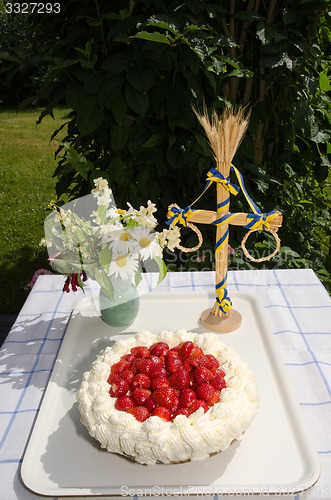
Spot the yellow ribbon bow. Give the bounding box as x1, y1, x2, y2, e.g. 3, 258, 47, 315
244, 211, 279, 231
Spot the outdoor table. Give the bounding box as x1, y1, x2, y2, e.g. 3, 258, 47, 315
0, 269, 330, 500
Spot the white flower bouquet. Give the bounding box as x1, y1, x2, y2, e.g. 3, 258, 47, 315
42, 178, 181, 298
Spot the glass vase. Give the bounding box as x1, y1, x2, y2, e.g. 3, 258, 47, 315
99, 276, 139, 328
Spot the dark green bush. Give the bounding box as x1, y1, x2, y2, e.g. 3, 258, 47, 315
28, 0, 331, 285
0, 9, 49, 106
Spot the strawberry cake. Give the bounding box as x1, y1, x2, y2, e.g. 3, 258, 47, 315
76, 329, 259, 465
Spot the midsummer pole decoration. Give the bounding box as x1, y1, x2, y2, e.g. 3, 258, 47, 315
167, 106, 282, 332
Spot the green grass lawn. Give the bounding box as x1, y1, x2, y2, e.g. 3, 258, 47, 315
0, 108, 70, 314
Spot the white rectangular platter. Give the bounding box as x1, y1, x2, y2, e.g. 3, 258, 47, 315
21, 290, 320, 497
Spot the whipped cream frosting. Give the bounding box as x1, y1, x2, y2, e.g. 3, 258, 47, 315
76, 329, 259, 465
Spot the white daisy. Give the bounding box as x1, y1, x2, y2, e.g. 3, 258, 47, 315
106, 206, 123, 220
131, 227, 163, 261
108, 228, 136, 256
108, 254, 139, 279
99, 222, 123, 245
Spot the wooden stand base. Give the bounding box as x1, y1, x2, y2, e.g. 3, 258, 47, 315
200, 308, 242, 333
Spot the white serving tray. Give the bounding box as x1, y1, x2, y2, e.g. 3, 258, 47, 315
21, 290, 320, 497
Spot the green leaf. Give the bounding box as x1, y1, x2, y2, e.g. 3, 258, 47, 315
319, 71, 331, 92
65, 85, 86, 110
110, 157, 128, 184
97, 77, 124, 106
310, 123, 330, 144
59, 142, 94, 180
146, 15, 179, 34
154, 257, 167, 285
132, 31, 171, 45
101, 52, 131, 73
111, 124, 129, 151
99, 247, 112, 273
76, 96, 104, 136
110, 93, 128, 125
126, 69, 155, 93
125, 84, 149, 116
142, 133, 167, 148
98, 272, 114, 300
134, 268, 142, 288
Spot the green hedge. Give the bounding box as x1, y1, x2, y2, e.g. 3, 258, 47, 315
28, 0, 331, 285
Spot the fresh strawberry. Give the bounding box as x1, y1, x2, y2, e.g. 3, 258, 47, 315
127, 406, 150, 422
109, 379, 129, 397
120, 353, 135, 363
110, 359, 131, 374
196, 383, 220, 405
179, 341, 194, 358
189, 399, 209, 414
207, 389, 221, 405
189, 370, 195, 385
168, 367, 190, 390
211, 375, 226, 391
131, 388, 151, 406
149, 365, 167, 379
173, 408, 190, 418
115, 395, 135, 411
190, 381, 199, 391
130, 373, 150, 391
150, 342, 169, 356
205, 354, 219, 371
165, 346, 180, 356
165, 356, 183, 374
151, 406, 172, 421
179, 388, 197, 408
194, 366, 214, 385
169, 397, 180, 414
129, 357, 140, 374
195, 383, 215, 401
152, 387, 178, 408
212, 368, 226, 378
130, 346, 150, 358
107, 373, 119, 384
148, 355, 165, 367
150, 376, 170, 392
136, 358, 154, 376
144, 395, 157, 412
144, 396, 157, 413
190, 346, 204, 357
119, 369, 134, 384
183, 359, 193, 372
188, 355, 209, 368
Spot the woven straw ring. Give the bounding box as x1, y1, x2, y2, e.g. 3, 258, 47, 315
241, 226, 281, 263
167, 203, 203, 252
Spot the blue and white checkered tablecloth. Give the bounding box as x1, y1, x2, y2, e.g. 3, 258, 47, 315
0, 269, 330, 500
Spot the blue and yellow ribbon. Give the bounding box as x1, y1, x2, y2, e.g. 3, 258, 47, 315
166, 205, 194, 227
244, 210, 278, 231
215, 276, 232, 314
230, 164, 260, 214
207, 167, 240, 196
